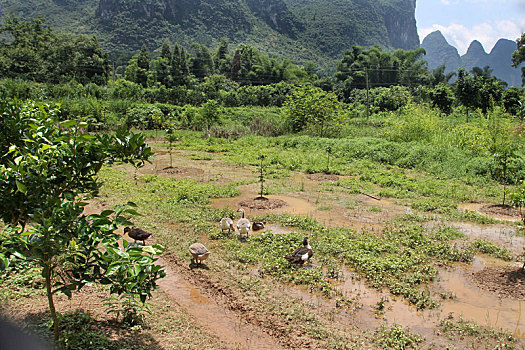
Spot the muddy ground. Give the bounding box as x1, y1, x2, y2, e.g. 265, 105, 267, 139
3, 142, 525, 349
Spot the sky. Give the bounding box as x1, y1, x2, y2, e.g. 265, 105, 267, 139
416, 0, 525, 55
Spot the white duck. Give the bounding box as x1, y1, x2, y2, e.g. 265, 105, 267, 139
236, 208, 251, 236
219, 217, 234, 233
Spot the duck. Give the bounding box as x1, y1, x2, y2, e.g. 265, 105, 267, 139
284, 237, 313, 266
124, 226, 152, 245
251, 221, 266, 231
236, 208, 251, 236
219, 217, 234, 233
189, 243, 211, 265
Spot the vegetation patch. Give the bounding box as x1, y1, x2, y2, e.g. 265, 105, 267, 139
374, 323, 423, 350
438, 314, 517, 349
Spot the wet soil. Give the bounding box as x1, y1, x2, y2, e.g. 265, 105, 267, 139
306, 173, 340, 182
471, 265, 525, 300
481, 204, 521, 218
156, 166, 205, 176
458, 202, 522, 222
239, 197, 288, 210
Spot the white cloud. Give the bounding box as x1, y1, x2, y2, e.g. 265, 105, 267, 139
419, 20, 525, 54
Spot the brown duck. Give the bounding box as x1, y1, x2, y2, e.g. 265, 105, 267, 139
189, 243, 211, 265
124, 226, 152, 245
284, 237, 313, 266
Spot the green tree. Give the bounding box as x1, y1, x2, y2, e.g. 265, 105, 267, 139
430, 65, 456, 87
430, 82, 455, 114
510, 180, 525, 226
125, 44, 150, 87
0, 15, 109, 84
512, 33, 525, 86
152, 42, 173, 87
197, 99, 222, 134
455, 68, 480, 120
502, 86, 523, 115
335, 45, 430, 102
165, 122, 178, 168
256, 153, 267, 199
0, 15, 52, 81
214, 37, 231, 76
283, 86, 343, 137
171, 44, 190, 86
190, 42, 214, 80
0, 100, 163, 341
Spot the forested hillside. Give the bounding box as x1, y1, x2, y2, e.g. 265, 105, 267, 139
0, 0, 419, 71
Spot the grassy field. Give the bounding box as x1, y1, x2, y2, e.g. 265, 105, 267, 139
1, 114, 524, 349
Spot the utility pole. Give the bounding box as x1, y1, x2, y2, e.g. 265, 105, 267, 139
365, 67, 370, 119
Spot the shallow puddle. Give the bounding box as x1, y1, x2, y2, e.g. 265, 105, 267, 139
212, 191, 393, 233
279, 257, 525, 340
439, 260, 525, 337
451, 222, 523, 254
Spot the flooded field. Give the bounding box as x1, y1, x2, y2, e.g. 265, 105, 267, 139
31, 143, 524, 349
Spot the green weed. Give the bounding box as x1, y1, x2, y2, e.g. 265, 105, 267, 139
439, 314, 517, 349
470, 239, 514, 261
374, 323, 423, 349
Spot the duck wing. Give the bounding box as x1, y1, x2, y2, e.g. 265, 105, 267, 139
189, 243, 209, 255
237, 218, 251, 230
285, 246, 312, 263
129, 227, 152, 240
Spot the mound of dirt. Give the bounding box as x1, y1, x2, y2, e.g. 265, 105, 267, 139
480, 204, 521, 218
471, 266, 525, 299
157, 167, 204, 176
306, 173, 339, 182
239, 197, 287, 210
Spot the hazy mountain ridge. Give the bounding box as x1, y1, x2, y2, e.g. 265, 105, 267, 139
421, 30, 523, 87
0, 0, 419, 70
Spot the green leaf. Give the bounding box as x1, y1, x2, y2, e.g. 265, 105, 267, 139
0, 254, 9, 271
100, 210, 114, 217
60, 120, 77, 128
124, 209, 142, 216
15, 180, 27, 194
40, 144, 52, 152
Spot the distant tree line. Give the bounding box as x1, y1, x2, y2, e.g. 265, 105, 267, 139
0, 15, 109, 85
0, 15, 523, 118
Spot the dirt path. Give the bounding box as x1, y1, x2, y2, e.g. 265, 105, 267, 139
157, 264, 284, 350
84, 201, 284, 349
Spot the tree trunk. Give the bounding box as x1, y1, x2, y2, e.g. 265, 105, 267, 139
44, 264, 59, 342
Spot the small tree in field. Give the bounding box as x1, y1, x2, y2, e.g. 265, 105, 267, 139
325, 146, 333, 174
256, 153, 267, 199
0, 100, 165, 342
511, 180, 525, 226
165, 122, 178, 168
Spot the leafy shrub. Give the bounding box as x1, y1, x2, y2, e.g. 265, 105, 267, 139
125, 104, 163, 129
386, 103, 444, 143
373, 86, 412, 112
